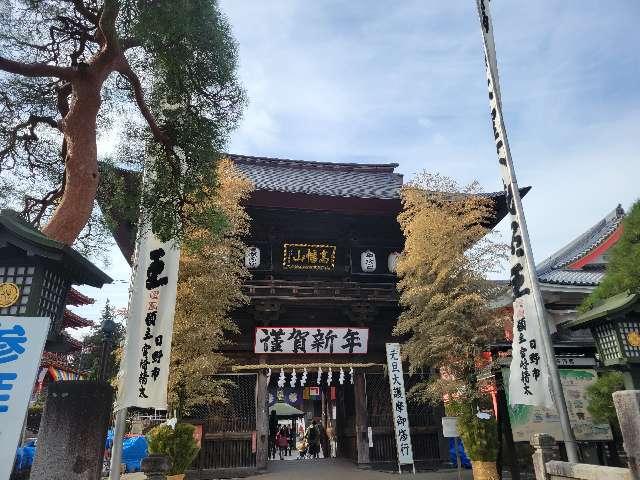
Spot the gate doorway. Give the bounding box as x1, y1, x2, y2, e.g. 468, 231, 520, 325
186, 370, 446, 478
266, 372, 357, 462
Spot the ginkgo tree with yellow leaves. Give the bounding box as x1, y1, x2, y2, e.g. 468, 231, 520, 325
168, 158, 253, 417
394, 172, 506, 405
394, 173, 508, 476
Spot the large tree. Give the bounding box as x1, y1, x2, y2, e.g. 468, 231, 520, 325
169, 158, 252, 416
394, 173, 506, 405
0, 0, 245, 250
581, 200, 640, 311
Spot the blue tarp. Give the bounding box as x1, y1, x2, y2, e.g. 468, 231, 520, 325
105, 429, 148, 472
448, 437, 472, 469
14, 440, 37, 471
121, 435, 148, 472
13, 432, 148, 474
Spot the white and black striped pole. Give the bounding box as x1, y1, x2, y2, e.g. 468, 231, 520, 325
474, 0, 579, 462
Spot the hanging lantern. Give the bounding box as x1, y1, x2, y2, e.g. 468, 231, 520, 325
360, 250, 376, 272
339, 367, 345, 385
327, 367, 333, 385
317, 367, 323, 385
266, 368, 272, 385
387, 252, 400, 273
290, 368, 297, 388
244, 246, 261, 269
349, 366, 354, 384
300, 367, 308, 386
277, 368, 286, 388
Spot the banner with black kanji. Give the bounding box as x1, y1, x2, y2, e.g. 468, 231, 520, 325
385, 343, 415, 466
475, 0, 552, 407
115, 223, 180, 411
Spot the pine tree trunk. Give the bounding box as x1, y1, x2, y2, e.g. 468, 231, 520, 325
42, 79, 101, 245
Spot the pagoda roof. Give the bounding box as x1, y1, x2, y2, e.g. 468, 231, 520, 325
0, 209, 112, 287
63, 308, 94, 329
66, 287, 95, 306
536, 205, 625, 287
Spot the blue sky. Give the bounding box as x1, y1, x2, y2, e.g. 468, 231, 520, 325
73, 1, 640, 331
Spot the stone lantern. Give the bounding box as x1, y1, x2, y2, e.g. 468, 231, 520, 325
0, 209, 112, 352
566, 291, 640, 389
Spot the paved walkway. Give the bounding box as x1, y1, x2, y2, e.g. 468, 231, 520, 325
248, 458, 473, 479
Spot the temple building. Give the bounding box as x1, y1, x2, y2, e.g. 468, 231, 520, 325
108, 154, 522, 477
489, 205, 626, 467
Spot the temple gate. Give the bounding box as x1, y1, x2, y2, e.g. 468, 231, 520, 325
107, 154, 518, 477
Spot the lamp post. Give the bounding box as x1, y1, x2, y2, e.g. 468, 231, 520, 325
99, 316, 117, 382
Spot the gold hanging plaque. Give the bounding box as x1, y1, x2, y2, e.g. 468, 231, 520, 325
627, 331, 640, 348
282, 243, 336, 270
0, 282, 20, 308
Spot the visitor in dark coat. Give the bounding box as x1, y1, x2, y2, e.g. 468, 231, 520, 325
268, 410, 278, 460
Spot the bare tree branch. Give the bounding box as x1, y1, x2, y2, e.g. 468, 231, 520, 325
66, 0, 99, 24
0, 56, 77, 81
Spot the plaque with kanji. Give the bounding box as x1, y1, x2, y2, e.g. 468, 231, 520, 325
254, 327, 368, 354
282, 244, 336, 271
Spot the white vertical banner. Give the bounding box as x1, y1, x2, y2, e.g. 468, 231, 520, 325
0, 316, 50, 479
385, 343, 415, 468
475, 0, 552, 408
115, 219, 180, 410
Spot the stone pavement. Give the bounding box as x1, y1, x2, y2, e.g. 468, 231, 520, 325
120, 458, 473, 479
247, 458, 473, 480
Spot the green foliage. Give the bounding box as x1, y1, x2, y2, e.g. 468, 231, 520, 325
582, 201, 640, 312
457, 407, 498, 462
0, 0, 246, 250
120, 0, 246, 243
586, 371, 625, 426
146, 423, 200, 475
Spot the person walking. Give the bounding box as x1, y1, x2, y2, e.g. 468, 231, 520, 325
268, 410, 278, 460
305, 420, 321, 459
276, 426, 289, 460
287, 423, 295, 457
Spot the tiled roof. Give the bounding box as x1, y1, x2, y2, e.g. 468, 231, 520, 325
228, 154, 403, 200
538, 269, 605, 287
537, 205, 625, 287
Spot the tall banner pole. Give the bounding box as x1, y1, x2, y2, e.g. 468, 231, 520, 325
474, 0, 579, 462
109, 152, 182, 479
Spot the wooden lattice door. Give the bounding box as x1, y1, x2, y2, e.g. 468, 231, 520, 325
366, 372, 444, 468
193, 373, 257, 471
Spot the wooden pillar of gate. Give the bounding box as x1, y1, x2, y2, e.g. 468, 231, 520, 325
354, 372, 370, 466
255, 371, 269, 470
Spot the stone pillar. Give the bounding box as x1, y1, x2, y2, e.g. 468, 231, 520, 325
354, 372, 370, 466
31, 381, 114, 480
530, 433, 555, 480
613, 390, 640, 480
141, 454, 171, 480
255, 371, 269, 470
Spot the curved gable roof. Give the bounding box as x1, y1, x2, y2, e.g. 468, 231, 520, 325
537, 205, 625, 287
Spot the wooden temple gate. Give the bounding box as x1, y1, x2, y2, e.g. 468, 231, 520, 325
188, 374, 258, 477
154, 155, 516, 478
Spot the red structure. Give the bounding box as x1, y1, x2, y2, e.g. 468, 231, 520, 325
35, 288, 95, 395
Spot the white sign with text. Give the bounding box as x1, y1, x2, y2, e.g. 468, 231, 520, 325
385, 343, 415, 467
0, 316, 50, 479
254, 327, 368, 354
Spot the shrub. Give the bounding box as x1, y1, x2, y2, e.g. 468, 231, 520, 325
146, 423, 200, 474
586, 371, 625, 426
457, 408, 498, 462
